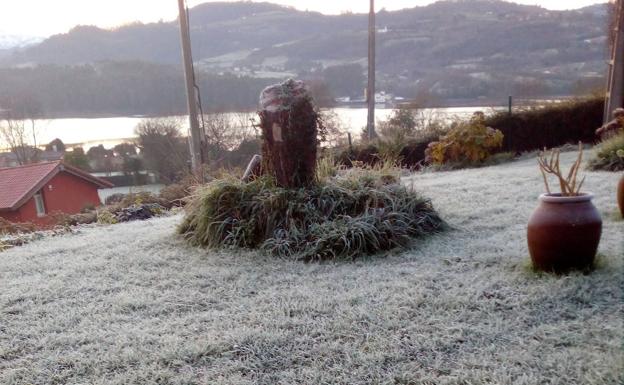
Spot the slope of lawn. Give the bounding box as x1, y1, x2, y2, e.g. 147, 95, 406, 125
1, 151, 622, 385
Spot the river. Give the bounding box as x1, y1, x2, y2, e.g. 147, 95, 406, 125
31, 106, 497, 149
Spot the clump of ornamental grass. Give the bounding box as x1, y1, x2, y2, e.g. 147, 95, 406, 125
587, 132, 624, 171
178, 170, 445, 261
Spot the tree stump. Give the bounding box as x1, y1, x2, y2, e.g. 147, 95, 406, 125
258, 79, 318, 188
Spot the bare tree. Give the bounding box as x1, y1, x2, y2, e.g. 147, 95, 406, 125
318, 109, 348, 148
202, 111, 257, 164
0, 99, 42, 165
1, 120, 30, 165
135, 117, 190, 184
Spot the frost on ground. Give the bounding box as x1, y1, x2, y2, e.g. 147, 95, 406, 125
1, 151, 622, 385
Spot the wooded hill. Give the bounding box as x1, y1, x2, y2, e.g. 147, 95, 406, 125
0, 0, 610, 117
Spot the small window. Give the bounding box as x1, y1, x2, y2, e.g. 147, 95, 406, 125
34, 192, 46, 217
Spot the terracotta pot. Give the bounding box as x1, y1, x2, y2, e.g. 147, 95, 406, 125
618, 175, 624, 218
527, 193, 602, 272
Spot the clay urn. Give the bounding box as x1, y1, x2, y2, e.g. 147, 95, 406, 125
618, 175, 624, 218
527, 193, 602, 273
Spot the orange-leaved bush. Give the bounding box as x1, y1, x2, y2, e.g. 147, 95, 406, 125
425, 112, 503, 165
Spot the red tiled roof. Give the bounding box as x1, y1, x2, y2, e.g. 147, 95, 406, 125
0, 161, 113, 211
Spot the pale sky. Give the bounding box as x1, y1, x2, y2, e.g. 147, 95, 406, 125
0, 0, 608, 37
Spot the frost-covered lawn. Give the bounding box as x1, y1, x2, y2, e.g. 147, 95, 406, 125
1, 152, 622, 385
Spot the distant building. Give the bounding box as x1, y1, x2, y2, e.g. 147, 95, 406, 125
45, 138, 67, 153
0, 161, 113, 225
375, 91, 394, 104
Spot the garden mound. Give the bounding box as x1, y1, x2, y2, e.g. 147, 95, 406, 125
179, 174, 445, 260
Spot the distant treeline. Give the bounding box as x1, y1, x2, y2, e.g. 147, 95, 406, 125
2, 0, 608, 107
0, 62, 284, 117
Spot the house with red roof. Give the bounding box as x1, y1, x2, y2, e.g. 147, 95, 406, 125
0, 161, 113, 225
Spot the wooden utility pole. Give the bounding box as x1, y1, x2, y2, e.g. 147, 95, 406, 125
177, 0, 204, 178
366, 0, 377, 140
604, 0, 624, 124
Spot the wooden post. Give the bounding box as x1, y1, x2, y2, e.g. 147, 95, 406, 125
605, 0, 624, 124
348, 132, 353, 153
508, 95, 512, 115
366, 0, 377, 140
177, 0, 205, 180
242, 154, 262, 182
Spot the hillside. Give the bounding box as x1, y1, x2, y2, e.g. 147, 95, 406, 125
0, 0, 612, 115
1, 152, 622, 383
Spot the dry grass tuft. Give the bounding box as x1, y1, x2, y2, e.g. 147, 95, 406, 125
587, 132, 624, 171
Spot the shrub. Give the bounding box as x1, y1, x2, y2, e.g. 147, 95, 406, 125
179, 174, 445, 260
47, 211, 98, 227
97, 210, 118, 225
338, 135, 443, 170
588, 132, 624, 171
70, 212, 98, 225
102, 191, 172, 218
0, 218, 36, 234
114, 204, 165, 222
49, 211, 73, 227
98, 173, 150, 187
485, 97, 603, 153
339, 158, 401, 188
135, 118, 190, 184
81, 203, 96, 213
378, 108, 420, 140
426, 112, 504, 165
118, 191, 171, 210
339, 108, 448, 170
398, 137, 443, 168
338, 143, 383, 167
316, 154, 339, 183
105, 193, 126, 206
159, 176, 198, 206
378, 108, 446, 142
596, 107, 624, 140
